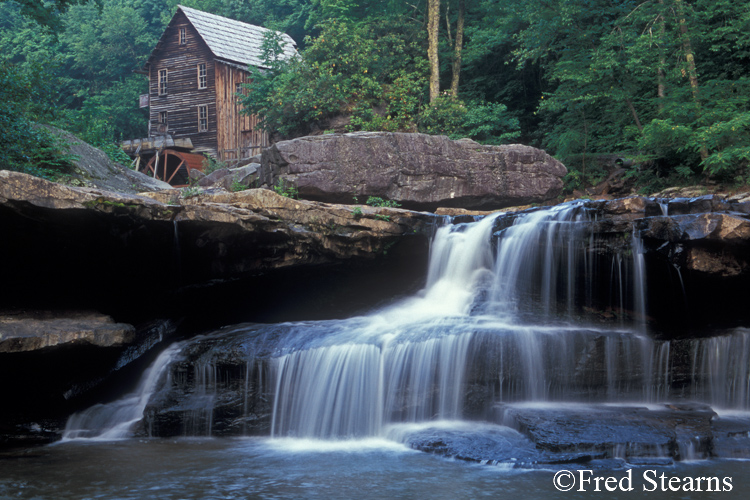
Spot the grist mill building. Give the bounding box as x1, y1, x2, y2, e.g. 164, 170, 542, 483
121, 5, 296, 185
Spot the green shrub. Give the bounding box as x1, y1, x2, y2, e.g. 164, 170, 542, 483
202, 154, 226, 175
418, 95, 520, 143
273, 178, 298, 198
231, 180, 250, 192
0, 61, 75, 179
366, 196, 401, 208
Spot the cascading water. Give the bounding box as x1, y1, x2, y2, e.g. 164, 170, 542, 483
62, 342, 183, 440
65, 202, 750, 451
258, 202, 665, 438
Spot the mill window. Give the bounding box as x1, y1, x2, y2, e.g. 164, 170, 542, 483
198, 63, 207, 89
179, 27, 186, 45
158, 69, 168, 95
198, 105, 208, 132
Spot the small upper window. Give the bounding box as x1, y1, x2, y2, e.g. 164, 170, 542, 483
179, 27, 186, 45
235, 82, 244, 100
159, 111, 168, 124
198, 105, 208, 132
198, 63, 207, 89
158, 69, 168, 95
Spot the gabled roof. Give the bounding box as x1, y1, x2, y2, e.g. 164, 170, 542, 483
144, 5, 297, 71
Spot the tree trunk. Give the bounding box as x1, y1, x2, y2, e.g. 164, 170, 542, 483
675, 0, 707, 160
657, 0, 666, 113
428, 0, 441, 102
450, 0, 465, 98
625, 97, 644, 132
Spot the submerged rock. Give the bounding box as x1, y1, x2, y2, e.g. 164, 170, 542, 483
400, 404, 750, 466
260, 132, 567, 210
396, 422, 603, 467
499, 403, 716, 461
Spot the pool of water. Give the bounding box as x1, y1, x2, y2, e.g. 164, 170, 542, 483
1, 438, 747, 499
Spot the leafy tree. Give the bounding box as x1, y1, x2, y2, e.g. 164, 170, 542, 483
506, 0, 750, 189
0, 61, 74, 178
55, 1, 154, 146
242, 18, 428, 136
1, 0, 92, 31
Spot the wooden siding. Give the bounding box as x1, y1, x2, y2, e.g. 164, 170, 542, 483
215, 62, 268, 160
148, 11, 218, 156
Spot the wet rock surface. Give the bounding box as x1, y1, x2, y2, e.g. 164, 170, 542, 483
399, 423, 604, 467
0, 318, 177, 447
488, 195, 750, 333
143, 326, 277, 437
260, 132, 566, 210
498, 403, 715, 461
4, 166, 750, 460
400, 404, 750, 467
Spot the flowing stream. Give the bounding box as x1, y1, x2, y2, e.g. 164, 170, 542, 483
51, 202, 750, 492
66, 203, 750, 439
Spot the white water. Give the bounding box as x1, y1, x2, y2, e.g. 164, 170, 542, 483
62, 342, 183, 440
64, 202, 750, 443
270, 214, 501, 438
266, 203, 657, 438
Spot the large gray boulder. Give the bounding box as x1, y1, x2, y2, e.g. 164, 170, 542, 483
260, 132, 567, 210
42, 125, 172, 194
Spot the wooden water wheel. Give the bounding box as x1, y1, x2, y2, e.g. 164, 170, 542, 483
143, 150, 207, 187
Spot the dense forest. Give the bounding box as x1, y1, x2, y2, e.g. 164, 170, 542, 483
1, 0, 749, 193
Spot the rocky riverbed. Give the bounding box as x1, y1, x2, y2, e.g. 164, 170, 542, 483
2, 141, 750, 455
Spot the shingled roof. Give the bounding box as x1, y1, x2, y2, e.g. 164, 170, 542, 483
147, 5, 297, 70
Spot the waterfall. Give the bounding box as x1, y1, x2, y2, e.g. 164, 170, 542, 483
488, 202, 591, 318
62, 342, 183, 440
265, 203, 656, 438
269, 215, 501, 438
65, 202, 750, 442
691, 330, 750, 409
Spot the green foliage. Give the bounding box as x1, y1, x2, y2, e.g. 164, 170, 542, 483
243, 17, 429, 136
419, 95, 520, 143
181, 185, 202, 198
98, 141, 132, 165
507, 0, 750, 188
243, 11, 521, 144
202, 154, 226, 175
231, 180, 250, 192
365, 196, 400, 208
4, 0, 750, 194
0, 61, 75, 179
352, 205, 362, 219
374, 214, 391, 221
419, 95, 467, 137
8, 0, 89, 31
273, 178, 299, 198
